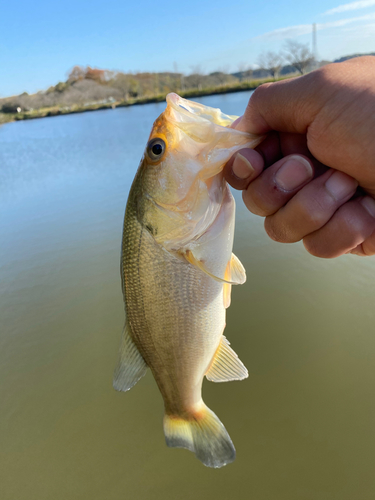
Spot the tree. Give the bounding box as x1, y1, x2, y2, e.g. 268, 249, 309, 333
85, 67, 106, 83
236, 62, 252, 82
257, 51, 284, 80
67, 65, 86, 82
110, 73, 131, 100
188, 65, 205, 90
284, 40, 313, 75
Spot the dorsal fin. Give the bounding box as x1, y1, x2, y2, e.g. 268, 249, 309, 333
113, 321, 148, 392
205, 336, 248, 382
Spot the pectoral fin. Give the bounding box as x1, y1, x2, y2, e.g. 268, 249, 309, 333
228, 253, 246, 285
206, 336, 248, 382
113, 321, 148, 392
184, 250, 246, 286
222, 254, 246, 308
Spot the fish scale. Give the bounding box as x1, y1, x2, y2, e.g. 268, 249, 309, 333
114, 93, 263, 468
123, 198, 225, 413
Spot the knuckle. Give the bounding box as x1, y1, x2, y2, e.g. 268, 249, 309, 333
242, 189, 270, 216
361, 241, 375, 256
249, 83, 273, 106
246, 83, 275, 117
302, 236, 334, 259
299, 196, 329, 227
264, 216, 291, 243
341, 202, 375, 234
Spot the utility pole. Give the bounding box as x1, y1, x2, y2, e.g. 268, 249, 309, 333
312, 23, 318, 69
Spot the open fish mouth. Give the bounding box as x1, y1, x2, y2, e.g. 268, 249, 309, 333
166, 92, 239, 128
164, 93, 264, 178
144, 93, 265, 249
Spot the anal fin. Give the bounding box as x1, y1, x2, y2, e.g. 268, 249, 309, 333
113, 321, 148, 392
206, 336, 248, 382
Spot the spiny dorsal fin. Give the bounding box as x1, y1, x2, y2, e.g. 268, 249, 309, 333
113, 321, 148, 392
205, 336, 248, 382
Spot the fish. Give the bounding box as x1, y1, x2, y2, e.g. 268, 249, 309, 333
113, 93, 263, 468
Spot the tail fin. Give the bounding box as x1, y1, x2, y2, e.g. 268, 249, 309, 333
163, 404, 235, 468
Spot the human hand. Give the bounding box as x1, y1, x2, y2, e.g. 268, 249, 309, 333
224, 56, 375, 257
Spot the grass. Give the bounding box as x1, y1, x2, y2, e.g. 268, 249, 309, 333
0, 75, 293, 125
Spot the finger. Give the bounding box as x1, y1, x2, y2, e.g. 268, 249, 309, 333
236, 74, 324, 135
242, 155, 314, 216
234, 121, 313, 167
264, 170, 358, 243
231, 123, 328, 178
255, 131, 314, 166
224, 148, 265, 190
350, 229, 375, 256
236, 58, 375, 135
303, 197, 375, 258
230, 116, 242, 129
253, 131, 282, 166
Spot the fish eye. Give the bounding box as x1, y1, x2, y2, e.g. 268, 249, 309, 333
147, 138, 166, 161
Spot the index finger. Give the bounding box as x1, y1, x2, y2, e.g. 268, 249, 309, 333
236, 70, 331, 135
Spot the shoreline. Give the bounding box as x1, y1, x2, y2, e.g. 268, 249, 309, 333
0, 75, 292, 125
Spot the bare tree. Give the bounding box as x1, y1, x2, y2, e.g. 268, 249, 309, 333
189, 65, 205, 90
236, 62, 252, 82
284, 40, 313, 75
110, 73, 131, 100
211, 66, 231, 86
257, 51, 284, 80
67, 65, 86, 83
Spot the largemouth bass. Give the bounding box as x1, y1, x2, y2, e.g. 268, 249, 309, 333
114, 93, 262, 468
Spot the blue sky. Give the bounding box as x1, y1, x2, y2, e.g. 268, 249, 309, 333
1, 0, 375, 97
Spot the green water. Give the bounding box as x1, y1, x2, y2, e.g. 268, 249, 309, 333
1, 92, 375, 500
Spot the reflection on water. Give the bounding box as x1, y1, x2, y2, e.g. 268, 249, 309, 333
1, 92, 375, 500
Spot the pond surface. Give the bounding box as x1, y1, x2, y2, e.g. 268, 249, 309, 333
1, 91, 375, 500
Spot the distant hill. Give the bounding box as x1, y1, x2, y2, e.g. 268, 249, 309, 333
0, 68, 239, 113
1, 53, 374, 118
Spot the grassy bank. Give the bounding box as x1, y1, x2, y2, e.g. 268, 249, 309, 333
0, 76, 291, 125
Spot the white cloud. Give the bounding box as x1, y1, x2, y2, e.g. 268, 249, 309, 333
324, 0, 375, 15
324, 12, 375, 26
254, 24, 313, 40
255, 12, 375, 41
342, 21, 375, 35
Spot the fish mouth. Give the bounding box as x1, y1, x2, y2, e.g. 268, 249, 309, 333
164, 93, 264, 176
166, 93, 238, 128
145, 94, 265, 250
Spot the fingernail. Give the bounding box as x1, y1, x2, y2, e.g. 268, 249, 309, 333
232, 153, 255, 179
325, 171, 358, 200
274, 156, 313, 191
361, 196, 375, 217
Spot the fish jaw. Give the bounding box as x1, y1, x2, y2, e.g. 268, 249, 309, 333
134, 93, 264, 253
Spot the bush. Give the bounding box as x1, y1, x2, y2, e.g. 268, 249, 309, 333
1, 103, 21, 113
